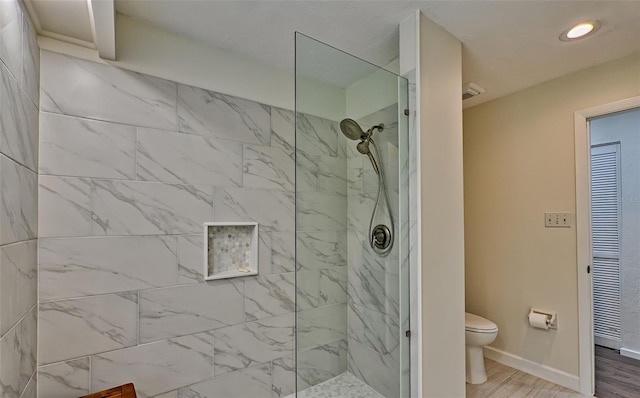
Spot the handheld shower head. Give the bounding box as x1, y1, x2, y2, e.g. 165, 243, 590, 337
357, 139, 380, 175
356, 140, 370, 155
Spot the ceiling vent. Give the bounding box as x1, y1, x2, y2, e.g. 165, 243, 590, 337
462, 82, 485, 100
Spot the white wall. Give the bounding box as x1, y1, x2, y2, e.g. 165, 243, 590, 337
345, 59, 400, 120
418, 13, 466, 398
591, 108, 640, 357
464, 52, 640, 384
39, 13, 346, 121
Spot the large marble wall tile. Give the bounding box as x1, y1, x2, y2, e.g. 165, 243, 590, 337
295, 151, 318, 193
269, 232, 295, 274
346, 231, 364, 270
337, 131, 349, 160
38, 358, 90, 398
38, 176, 92, 237
349, 303, 399, 359
316, 155, 347, 195
40, 51, 177, 130
0, 155, 37, 244
347, 192, 375, 235
348, 266, 399, 319
257, 231, 272, 274
0, 306, 36, 398
296, 113, 338, 157
347, 301, 366, 348
39, 113, 136, 179
347, 167, 364, 193
319, 267, 347, 306
91, 332, 214, 398
1, 64, 38, 171
177, 364, 271, 398
19, 372, 36, 398
243, 145, 294, 192
39, 236, 177, 301
296, 231, 346, 270
39, 293, 138, 365
215, 188, 294, 232
363, 169, 379, 194
137, 128, 242, 187
297, 340, 346, 388
297, 192, 346, 232
0, 239, 36, 336
271, 354, 295, 397
297, 304, 346, 351
20, 12, 39, 105
347, 339, 399, 398
177, 235, 204, 284
364, 310, 400, 360
214, 313, 293, 376
92, 180, 212, 236
0, 0, 23, 79
178, 85, 270, 145
270, 108, 294, 152
361, 239, 400, 275
296, 270, 319, 310
244, 273, 294, 321
139, 281, 244, 343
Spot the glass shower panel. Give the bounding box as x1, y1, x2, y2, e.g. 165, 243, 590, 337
295, 33, 410, 398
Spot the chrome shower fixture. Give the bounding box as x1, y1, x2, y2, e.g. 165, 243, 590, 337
339, 118, 384, 141
339, 119, 384, 175
338, 118, 393, 256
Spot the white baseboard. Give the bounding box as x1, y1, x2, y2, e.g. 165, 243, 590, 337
483, 346, 581, 393
620, 347, 640, 361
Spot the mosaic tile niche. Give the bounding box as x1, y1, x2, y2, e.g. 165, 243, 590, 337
205, 222, 259, 280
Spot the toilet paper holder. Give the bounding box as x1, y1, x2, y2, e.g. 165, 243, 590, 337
528, 308, 557, 330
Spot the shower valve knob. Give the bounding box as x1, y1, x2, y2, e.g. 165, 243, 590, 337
372, 224, 392, 251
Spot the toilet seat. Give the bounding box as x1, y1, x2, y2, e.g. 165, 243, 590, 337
465, 312, 498, 334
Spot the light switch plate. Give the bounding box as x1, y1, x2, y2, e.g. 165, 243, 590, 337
545, 212, 571, 228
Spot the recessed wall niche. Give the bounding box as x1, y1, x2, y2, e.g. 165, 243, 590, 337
204, 222, 259, 280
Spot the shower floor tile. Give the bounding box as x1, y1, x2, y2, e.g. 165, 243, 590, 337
288, 372, 385, 398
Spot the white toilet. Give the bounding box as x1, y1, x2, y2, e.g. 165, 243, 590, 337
465, 312, 498, 384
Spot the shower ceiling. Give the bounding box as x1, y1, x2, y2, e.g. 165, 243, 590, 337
29, 1, 640, 107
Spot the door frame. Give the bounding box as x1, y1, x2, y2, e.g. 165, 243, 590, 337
574, 95, 640, 396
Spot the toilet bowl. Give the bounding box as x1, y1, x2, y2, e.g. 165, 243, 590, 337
465, 312, 498, 384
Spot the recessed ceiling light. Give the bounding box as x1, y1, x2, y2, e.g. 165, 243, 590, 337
560, 20, 601, 41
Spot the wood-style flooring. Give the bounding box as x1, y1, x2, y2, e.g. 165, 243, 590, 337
466, 358, 583, 398
595, 345, 640, 398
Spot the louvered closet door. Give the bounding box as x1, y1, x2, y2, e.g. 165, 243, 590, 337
591, 143, 622, 349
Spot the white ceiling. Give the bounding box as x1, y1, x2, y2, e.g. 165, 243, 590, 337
31, 1, 640, 107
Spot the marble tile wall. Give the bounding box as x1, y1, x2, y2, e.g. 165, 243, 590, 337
295, 113, 349, 390
0, 0, 39, 397
37, 50, 300, 397
346, 104, 403, 397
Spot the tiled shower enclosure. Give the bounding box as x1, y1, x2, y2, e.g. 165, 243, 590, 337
0, 3, 411, 395
37, 50, 299, 397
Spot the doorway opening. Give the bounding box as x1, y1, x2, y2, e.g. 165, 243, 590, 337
589, 108, 640, 397
575, 96, 640, 397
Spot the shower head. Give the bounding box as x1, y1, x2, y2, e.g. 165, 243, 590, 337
339, 118, 365, 140
356, 139, 369, 155
339, 119, 384, 140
